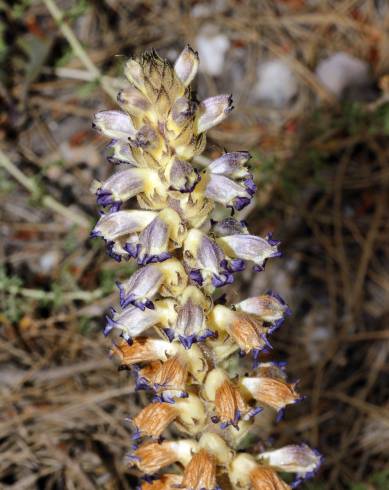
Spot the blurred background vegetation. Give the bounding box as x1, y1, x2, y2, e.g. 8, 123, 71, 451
0, 1, 388, 489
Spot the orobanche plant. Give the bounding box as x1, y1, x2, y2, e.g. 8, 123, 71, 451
91, 46, 321, 490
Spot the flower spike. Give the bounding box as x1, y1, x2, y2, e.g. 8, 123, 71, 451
92, 45, 321, 489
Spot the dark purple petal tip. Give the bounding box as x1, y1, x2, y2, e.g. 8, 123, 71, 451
244, 177, 257, 196
124, 243, 141, 259
211, 272, 234, 288
189, 269, 203, 285
179, 334, 197, 350
234, 196, 251, 211
266, 232, 281, 247
164, 328, 175, 342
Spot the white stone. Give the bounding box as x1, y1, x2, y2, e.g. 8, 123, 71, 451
315, 52, 370, 98
195, 25, 230, 77
254, 59, 298, 107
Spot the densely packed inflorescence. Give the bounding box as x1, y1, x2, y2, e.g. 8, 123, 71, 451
91, 46, 321, 489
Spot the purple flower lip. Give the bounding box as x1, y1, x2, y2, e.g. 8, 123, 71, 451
211, 272, 234, 288
163, 328, 175, 342
179, 334, 197, 350
244, 177, 257, 196
137, 251, 172, 265
126, 453, 140, 464
276, 408, 285, 422
220, 408, 241, 430
131, 428, 142, 441
117, 281, 155, 311
89, 229, 102, 239
268, 318, 285, 333
106, 241, 122, 262
103, 315, 116, 336
135, 375, 150, 391
154, 391, 188, 404
260, 334, 273, 350
234, 196, 251, 211
198, 328, 218, 341
220, 258, 245, 273
266, 232, 281, 247
96, 191, 112, 206
178, 329, 218, 349
189, 269, 203, 285
248, 406, 263, 419
124, 243, 141, 259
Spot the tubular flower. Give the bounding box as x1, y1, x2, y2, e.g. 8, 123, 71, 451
92, 46, 321, 488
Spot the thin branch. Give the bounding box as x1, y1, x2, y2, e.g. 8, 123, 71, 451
42, 0, 117, 102
2, 283, 104, 303
0, 148, 90, 229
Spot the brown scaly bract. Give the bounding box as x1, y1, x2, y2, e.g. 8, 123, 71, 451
91, 46, 322, 490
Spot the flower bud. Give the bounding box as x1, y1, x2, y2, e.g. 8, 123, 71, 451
117, 86, 152, 117
196, 95, 233, 133
174, 45, 199, 87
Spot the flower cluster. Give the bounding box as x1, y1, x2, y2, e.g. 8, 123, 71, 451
92, 46, 321, 489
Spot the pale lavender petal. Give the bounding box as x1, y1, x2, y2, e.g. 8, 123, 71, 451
197, 94, 233, 133
91, 210, 156, 241
168, 159, 200, 193
208, 151, 251, 178
212, 218, 248, 237
97, 168, 146, 205
174, 45, 199, 86
117, 264, 163, 309
106, 140, 137, 165
205, 174, 252, 210
176, 299, 204, 337
93, 110, 135, 140
259, 444, 322, 481
236, 293, 291, 324
217, 234, 281, 268
170, 97, 197, 125
108, 304, 160, 339
137, 216, 171, 264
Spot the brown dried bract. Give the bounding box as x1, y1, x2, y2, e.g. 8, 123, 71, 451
142, 356, 188, 391
230, 314, 266, 353
215, 379, 249, 427
250, 467, 291, 490
134, 442, 178, 474
250, 378, 300, 411
179, 449, 217, 490
111, 338, 164, 365
134, 402, 178, 437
